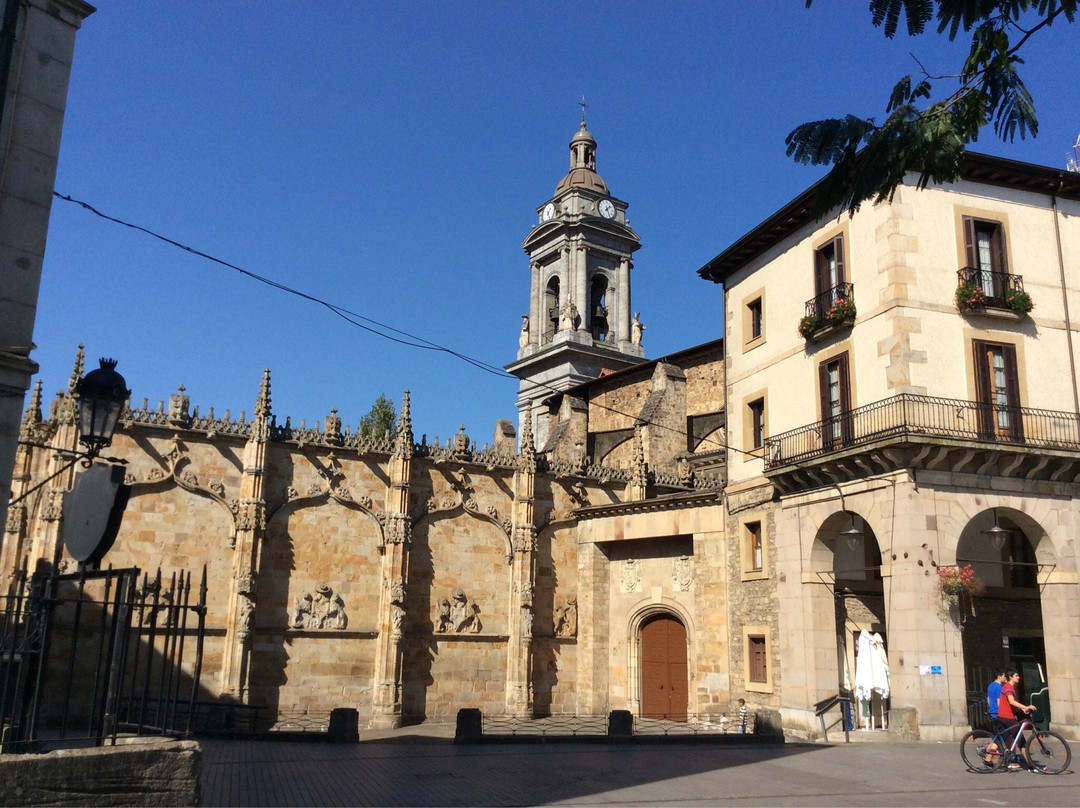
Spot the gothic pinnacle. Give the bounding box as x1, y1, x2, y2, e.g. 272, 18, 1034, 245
19, 379, 43, 439
393, 389, 414, 459
67, 344, 85, 395
255, 368, 271, 419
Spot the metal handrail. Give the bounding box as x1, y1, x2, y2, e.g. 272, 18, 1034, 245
765, 393, 1080, 470
805, 282, 855, 321
956, 267, 1024, 309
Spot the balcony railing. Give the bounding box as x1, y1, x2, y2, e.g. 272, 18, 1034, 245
805, 282, 855, 321
764, 393, 1080, 470
956, 267, 1025, 310
800, 283, 855, 339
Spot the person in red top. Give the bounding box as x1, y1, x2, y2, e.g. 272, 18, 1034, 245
996, 670, 1036, 770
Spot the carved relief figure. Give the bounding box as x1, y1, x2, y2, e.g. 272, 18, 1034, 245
559, 301, 579, 331
290, 583, 348, 630
631, 312, 645, 345
445, 588, 482, 633
436, 598, 452, 633
391, 603, 405, 635
554, 598, 578, 637
620, 559, 642, 593
519, 315, 530, 349
673, 555, 693, 592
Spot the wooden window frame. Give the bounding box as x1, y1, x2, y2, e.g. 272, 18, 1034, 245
743, 626, 773, 693
741, 519, 767, 581
814, 234, 846, 300
741, 388, 768, 459
818, 351, 852, 449
972, 339, 1023, 441
741, 287, 766, 352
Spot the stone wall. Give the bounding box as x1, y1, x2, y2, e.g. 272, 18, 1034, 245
0, 740, 199, 807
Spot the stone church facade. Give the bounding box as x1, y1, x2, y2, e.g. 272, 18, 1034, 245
7, 122, 1080, 740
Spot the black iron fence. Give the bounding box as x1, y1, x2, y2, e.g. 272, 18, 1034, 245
765, 393, 1080, 470
1, 563, 206, 753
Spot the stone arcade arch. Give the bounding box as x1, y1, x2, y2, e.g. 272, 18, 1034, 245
809, 510, 888, 729
955, 508, 1052, 722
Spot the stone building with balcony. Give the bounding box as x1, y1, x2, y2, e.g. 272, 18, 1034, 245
699, 152, 1080, 741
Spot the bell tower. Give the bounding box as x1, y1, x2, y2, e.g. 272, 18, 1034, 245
506, 112, 645, 448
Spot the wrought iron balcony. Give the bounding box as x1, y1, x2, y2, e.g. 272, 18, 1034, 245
955, 268, 1027, 312
764, 394, 1080, 485
800, 283, 855, 339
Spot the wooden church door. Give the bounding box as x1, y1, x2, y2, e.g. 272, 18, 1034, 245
640, 615, 688, 721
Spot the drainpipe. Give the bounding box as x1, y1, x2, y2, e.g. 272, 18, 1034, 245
1050, 178, 1080, 439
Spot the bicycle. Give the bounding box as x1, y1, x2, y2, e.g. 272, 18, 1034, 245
961, 717, 1072, 774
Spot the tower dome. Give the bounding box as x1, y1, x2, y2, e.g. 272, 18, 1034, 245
555, 120, 608, 195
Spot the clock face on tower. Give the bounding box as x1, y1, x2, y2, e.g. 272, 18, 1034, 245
542, 202, 556, 222
598, 199, 616, 219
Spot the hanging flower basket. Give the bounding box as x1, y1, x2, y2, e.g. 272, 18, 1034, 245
937, 564, 985, 618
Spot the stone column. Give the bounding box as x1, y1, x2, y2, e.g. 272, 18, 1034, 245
505, 416, 537, 717
220, 370, 270, 701
616, 258, 631, 345
574, 240, 588, 331
370, 391, 414, 728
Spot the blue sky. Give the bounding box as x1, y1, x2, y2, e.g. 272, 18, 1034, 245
33, 1, 1080, 443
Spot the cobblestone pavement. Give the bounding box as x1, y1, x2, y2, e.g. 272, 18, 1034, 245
198, 730, 1077, 807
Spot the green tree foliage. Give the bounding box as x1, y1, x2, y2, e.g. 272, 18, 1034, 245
787, 1, 1076, 215
359, 393, 397, 440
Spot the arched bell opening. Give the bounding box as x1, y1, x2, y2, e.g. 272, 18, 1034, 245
956, 508, 1050, 729
589, 274, 609, 342
544, 276, 560, 343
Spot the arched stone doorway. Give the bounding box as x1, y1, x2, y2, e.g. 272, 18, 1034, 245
639, 614, 688, 721
957, 508, 1049, 728
812, 511, 888, 730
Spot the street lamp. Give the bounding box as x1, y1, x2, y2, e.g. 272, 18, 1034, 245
983, 508, 1008, 551
839, 511, 864, 551
8, 357, 129, 507
75, 358, 130, 458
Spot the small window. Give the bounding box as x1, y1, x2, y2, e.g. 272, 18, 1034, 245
749, 399, 765, 450
748, 635, 767, 684
748, 298, 762, 340
747, 522, 762, 572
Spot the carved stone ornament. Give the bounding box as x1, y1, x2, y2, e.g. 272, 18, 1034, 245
234, 499, 266, 532
41, 489, 64, 522
516, 581, 534, 607
554, 598, 578, 637
389, 578, 405, 604
620, 558, 642, 594
521, 607, 533, 638
289, 583, 348, 630
435, 588, 482, 634
5, 503, 26, 535
391, 603, 405, 635
237, 595, 255, 636
236, 569, 257, 597
673, 555, 693, 592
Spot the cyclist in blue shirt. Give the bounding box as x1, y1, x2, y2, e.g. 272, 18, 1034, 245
987, 670, 1006, 722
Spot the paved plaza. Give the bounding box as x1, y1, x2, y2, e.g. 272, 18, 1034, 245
197, 729, 1077, 807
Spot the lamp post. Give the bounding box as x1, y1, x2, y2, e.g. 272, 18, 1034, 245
9, 357, 129, 506
75, 358, 130, 458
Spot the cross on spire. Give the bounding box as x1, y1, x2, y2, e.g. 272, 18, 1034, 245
580, 95, 587, 125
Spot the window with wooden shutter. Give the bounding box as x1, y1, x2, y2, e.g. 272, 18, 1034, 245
962, 217, 1008, 299
815, 235, 846, 302
748, 635, 767, 683
973, 340, 1022, 441
819, 352, 852, 449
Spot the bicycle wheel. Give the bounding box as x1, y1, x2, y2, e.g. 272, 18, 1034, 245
1024, 730, 1072, 774
961, 729, 1001, 772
